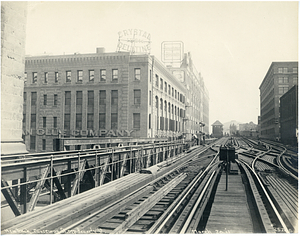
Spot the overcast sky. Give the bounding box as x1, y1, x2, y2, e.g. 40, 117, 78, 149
25, 1, 298, 129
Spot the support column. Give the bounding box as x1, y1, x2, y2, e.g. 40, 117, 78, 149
1, 2, 28, 155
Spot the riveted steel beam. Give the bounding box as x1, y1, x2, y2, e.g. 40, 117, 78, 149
1, 179, 21, 216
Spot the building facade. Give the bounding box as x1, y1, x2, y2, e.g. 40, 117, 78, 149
259, 62, 298, 140
167, 52, 209, 141
280, 85, 298, 146
23, 48, 191, 152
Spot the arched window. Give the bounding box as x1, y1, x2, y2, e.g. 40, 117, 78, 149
155, 96, 158, 109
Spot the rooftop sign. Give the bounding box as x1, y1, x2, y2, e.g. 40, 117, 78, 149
116, 29, 151, 54
161, 41, 184, 63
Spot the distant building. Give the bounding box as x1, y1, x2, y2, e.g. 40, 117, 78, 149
280, 85, 298, 146
229, 123, 237, 135
211, 120, 223, 138
222, 120, 240, 136
259, 62, 298, 140
239, 122, 258, 137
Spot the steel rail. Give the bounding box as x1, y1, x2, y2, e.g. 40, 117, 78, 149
1, 142, 213, 192
147, 160, 220, 234
281, 156, 298, 177
248, 150, 290, 233
236, 159, 276, 233
56, 173, 181, 234
56, 145, 215, 234
1, 143, 205, 190
276, 149, 298, 181
179, 170, 216, 233
259, 141, 298, 181
111, 173, 187, 234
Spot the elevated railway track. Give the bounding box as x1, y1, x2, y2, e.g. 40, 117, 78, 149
1, 137, 298, 234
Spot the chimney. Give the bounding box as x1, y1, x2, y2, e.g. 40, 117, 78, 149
96, 47, 105, 54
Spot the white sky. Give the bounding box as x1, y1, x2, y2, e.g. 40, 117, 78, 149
25, 1, 298, 128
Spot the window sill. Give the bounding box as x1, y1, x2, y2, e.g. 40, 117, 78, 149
133, 104, 141, 108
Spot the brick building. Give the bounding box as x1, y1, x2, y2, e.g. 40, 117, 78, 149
23, 48, 193, 152
280, 85, 298, 146
167, 52, 210, 141
259, 62, 298, 140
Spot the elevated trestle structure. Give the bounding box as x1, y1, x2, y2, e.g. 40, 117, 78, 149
1, 140, 188, 218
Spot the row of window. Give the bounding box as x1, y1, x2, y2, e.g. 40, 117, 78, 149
154, 96, 184, 117
63, 112, 140, 130
26, 112, 141, 131
25, 92, 58, 106
26, 114, 58, 129
277, 67, 298, 73
64, 90, 141, 106
154, 74, 185, 103
26, 89, 140, 108
27, 68, 141, 84
278, 85, 289, 95
278, 77, 298, 84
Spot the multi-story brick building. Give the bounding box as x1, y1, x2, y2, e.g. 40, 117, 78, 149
23, 48, 192, 152
280, 85, 298, 146
259, 62, 298, 140
168, 52, 210, 141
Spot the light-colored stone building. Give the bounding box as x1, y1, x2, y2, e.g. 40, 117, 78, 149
1, 2, 28, 155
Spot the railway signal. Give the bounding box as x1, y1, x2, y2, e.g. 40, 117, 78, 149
219, 145, 236, 190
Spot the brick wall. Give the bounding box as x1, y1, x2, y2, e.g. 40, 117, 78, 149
1, 2, 28, 155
